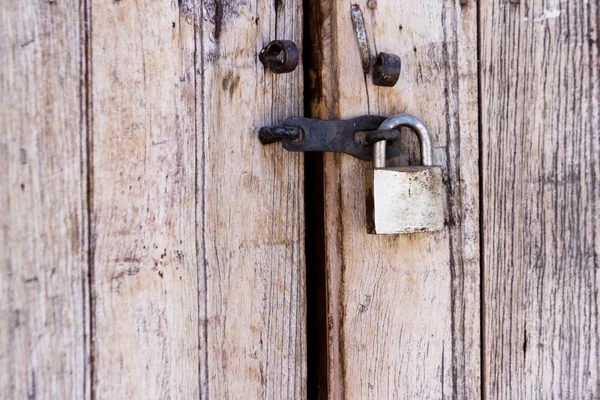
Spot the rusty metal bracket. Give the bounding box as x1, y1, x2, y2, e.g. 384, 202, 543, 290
372, 52, 401, 87
259, 40, 299, 74
259, 116, 406, 161
350, 4, 371, 74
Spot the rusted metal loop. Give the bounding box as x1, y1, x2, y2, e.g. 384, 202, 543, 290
364, 129, 401, 145
372, 52, 401, 87
258, 125, 302, 144
259, 40, 299, 74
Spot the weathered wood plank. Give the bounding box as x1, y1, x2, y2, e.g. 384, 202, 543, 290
481, 1, 600, 398
2, 0, 306, 398
307, 0, 480, 398
0, 1, 89, 398
198, 0, 306, 398
89, 1, 199, 397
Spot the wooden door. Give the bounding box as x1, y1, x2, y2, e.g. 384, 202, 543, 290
1, 0, 598, 399
305, 0, 598, 398
481, 2, 599, 398
2, 1, 305, 398
306, 1, 480, 398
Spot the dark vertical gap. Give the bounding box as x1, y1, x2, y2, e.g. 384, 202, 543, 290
303, 0, 329, 398
304, 151, 327, 400
476, 0, 486, 399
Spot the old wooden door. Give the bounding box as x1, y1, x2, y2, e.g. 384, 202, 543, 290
1, 0, 598, 399
2, 0, 304, 398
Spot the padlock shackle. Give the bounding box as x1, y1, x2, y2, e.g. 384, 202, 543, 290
374, 115, 434, 168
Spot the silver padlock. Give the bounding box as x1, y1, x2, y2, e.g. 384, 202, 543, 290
365, 115, 444, 234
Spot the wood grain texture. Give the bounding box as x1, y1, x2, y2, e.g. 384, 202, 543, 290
2, 0, 305, 398
481, 1, 600, 398
0, 1, 89, 399
90, 0, 305, 398
307, 0, 480, 398
89, 0, 199, 398
198, 0, 306, 398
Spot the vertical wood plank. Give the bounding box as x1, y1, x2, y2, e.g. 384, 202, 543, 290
307, 0, 480, 398
198, 0, 306, 398
481, 1, 600, 398
2, 0, 306, 398
0, 1, 89, 398
90, 1, 199, 397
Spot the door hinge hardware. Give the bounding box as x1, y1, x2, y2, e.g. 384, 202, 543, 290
261, 114, 445, 235
259, 40, 299, 74
349, 4, 401, 87
259, 115, 406, 161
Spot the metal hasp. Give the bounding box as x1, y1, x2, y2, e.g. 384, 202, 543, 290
259, 115, 408, 161
260, 114, 444, 235
366, 115, 444, 234
259, 40, 299, 74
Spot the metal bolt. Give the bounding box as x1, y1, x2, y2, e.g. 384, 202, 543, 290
363, 129, 400, 145
372, 52, 401, 87
259, 126, 302, 144
259, 40, 299, 74
350, 4, 371, 74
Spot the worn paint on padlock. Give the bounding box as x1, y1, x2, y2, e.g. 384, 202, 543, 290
366, 165, 444, 234
366, 114, 444, 235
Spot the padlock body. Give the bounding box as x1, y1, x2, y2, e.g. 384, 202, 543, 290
365, 166, 444, 234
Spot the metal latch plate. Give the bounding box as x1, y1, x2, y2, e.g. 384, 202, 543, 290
260, 115, 410, 161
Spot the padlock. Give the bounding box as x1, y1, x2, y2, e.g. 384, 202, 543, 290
365, 115, 444, 234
